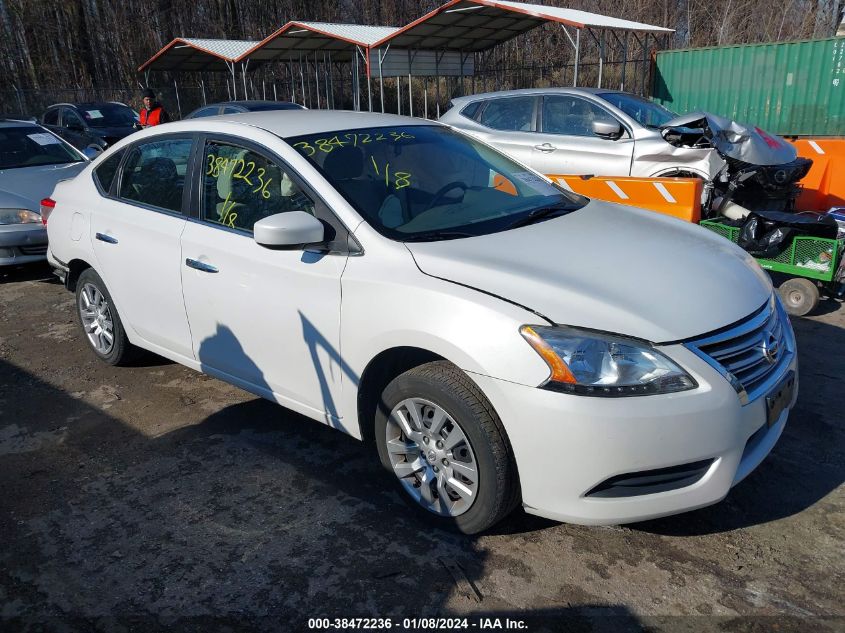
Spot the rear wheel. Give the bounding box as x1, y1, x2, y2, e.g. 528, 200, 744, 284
75, 268, 135, 365
374, 361, 519, 534
778, 277, 820, 316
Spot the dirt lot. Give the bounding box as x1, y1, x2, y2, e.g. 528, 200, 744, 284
1, 262, 843, 632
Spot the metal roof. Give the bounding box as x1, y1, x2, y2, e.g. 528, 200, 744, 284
373, 0, 672, 51
138, 38, 259, 72
238, 22, 400, 64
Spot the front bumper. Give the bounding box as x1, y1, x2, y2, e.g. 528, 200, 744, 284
469, 342, 798, 526
0, 224, 48, 265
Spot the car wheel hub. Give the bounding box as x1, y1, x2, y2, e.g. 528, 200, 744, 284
386, 397, 479, 517
79, 282, 115, 355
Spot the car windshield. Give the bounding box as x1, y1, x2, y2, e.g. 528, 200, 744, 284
598, 93, 678, 129
288, 125, 586, 241
0, 126, 83, 169
80, 103, 137, 128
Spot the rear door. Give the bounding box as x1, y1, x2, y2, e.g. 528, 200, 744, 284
59, 108, 89, 150
533, 94, 635, 177
469, 96, 541, 169
89, 134, 196, 360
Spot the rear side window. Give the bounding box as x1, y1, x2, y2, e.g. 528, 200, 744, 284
118, 138, 193, 213
478, 97, 536, 132
43, 109, 59, 126
191, 106, 220, 118
201, 140, 315, 232
460, 101, 482, 120
222, 106, 241, 114
93, 150, 124, 194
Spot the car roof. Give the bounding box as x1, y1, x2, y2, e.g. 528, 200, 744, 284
207, 100, 299, 108
46, 102, 131, 109
448, 87, 625, 106
0, 119, 44, 128
174, 110, 436, 138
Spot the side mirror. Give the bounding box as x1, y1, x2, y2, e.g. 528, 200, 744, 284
254, 211, 324, 249
83, 146, 103, 159
592, 119, 623, 139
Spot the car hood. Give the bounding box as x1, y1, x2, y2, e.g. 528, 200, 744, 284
661, 111, 796, 166
405, 201, 771, 342
0, 162, 87, 210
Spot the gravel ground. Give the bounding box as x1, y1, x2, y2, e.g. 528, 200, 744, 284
1, 262, 843, 632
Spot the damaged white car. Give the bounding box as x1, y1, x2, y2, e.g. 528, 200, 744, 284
441, 88, 729, 180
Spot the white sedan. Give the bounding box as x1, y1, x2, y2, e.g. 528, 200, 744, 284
46, 111, 797, 533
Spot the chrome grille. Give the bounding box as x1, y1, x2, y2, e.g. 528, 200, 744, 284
685, 296, 794, 404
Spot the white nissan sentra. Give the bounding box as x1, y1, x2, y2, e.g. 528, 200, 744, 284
45, 111, 797, 533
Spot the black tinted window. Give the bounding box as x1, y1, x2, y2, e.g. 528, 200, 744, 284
62, 109, 84, 129
93, 150, 124, 194
190, 107, 220, 118
202, 141, 314, 232
80, 104, 137, 128
461, 101, 482, 120
479, 97, 536, 132
43, 109, 59, 126
119, 138, 192, 212
0, 126, 81, 169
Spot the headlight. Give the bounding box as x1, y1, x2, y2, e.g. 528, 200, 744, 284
521, 325, 697, 396
0, 209, 41, 225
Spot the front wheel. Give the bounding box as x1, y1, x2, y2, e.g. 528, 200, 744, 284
375, 361, 519, 534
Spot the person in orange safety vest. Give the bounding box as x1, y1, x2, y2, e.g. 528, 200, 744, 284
139, 88, 170, 127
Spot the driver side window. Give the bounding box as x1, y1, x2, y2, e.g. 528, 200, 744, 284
201, 141, 314, 233
62, 109, 84, 130
542, 96, 619, 137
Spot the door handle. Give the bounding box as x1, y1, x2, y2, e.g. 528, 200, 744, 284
534, 143, 557, 153
95, 232, 118, 244
185, 258, 219, 273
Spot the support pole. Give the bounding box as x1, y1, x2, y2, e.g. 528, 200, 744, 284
574, 29, 580, 87
378, 46, 387, 112
173, 79, 182, 118
353, 50, 360, 111
328, 53, 335, 108
642, 33, 649, 96
315, 51, 321, 109
262, 80, 266, 100
407, 49, 413, 117
274, 82, 277, 101
397, 76, 401, 115
598, 30, 605, 88
289, 59, 296, 103
323, 53, 330, 108
424, 75, 428, 119
241, 62, 248, 100
621, 33, 628, 91
435, 50, 441, 118
299, 54, 306, 108
229, 61, 237, 100
200, 79, 207, 105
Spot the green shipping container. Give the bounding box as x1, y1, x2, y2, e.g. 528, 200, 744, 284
652, 38, 845, 137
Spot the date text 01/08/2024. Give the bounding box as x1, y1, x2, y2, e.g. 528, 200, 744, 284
307, 617, 528, 630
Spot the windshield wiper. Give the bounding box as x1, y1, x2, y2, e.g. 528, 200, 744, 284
505, 203, 578, 230
401, 230, 477, 243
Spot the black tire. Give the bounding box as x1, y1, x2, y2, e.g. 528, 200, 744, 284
778, 277, 820, 316
374, 361, 520, 534
75, 268, 136, 365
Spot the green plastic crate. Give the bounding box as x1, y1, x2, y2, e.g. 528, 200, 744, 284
700, 219, 840, 282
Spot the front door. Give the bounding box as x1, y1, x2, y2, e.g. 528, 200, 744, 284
180, 137, 348, 423
533, 95, 635, 177
89, 136, 195, 360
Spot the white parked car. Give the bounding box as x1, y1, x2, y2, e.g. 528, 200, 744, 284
46, 111, 797, 533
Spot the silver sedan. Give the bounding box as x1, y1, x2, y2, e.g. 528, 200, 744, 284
0, 120, 88, 265
440, 87, 722, 179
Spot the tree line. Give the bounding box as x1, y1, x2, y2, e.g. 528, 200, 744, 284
0, 0, 842, 109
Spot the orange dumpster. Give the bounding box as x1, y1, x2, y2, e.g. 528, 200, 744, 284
788, 138, 845, 212
546, 174, 703, 223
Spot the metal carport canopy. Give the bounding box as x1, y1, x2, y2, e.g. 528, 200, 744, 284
372, 0, 672, 51
239, 22, 400, 63
137, 38, 260, 73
